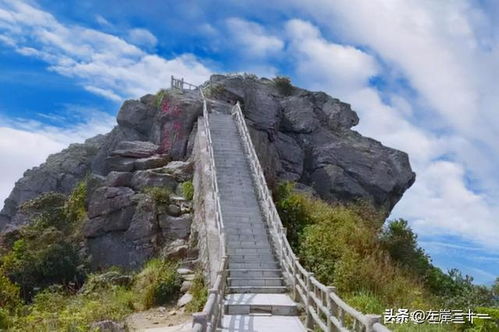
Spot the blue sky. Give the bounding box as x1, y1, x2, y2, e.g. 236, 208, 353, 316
0, 0, 498, 285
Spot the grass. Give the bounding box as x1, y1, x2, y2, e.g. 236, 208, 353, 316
143, 186, 171, 212
185, 270, 207, 313
133, 259, 182, 310
4, 258, 182, 331
155, 89, 167, 109
182, 181, 194, 201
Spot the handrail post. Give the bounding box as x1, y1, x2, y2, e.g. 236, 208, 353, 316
192, 312, 208, 332
305, 272, 314, 330
326, 286, 336, 332
365, 314, 381, 332
292, 259, 298, 301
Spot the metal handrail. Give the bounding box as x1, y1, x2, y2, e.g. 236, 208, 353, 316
191, 87, 227, 332
231, 101, 391, 332
171, 75, 198, 90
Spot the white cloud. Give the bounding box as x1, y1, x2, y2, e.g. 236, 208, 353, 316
0, 0, 212, 101
127, 28, 158, 48
95, 15, 111, 27
282, 15, 499, 251
285, 19, 378, 93
226, 17, 284, 57
0, 108, 115, 207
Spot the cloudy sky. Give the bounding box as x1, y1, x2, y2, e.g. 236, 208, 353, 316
0, 0, 498, 284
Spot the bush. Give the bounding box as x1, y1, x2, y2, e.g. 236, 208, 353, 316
344, 291, 384, 315
1, 184, 89, 300
65, 179, 88, 226
155, 89, 167, 108
2, 236, 85, 300
143, 187, 171, 206
276, 183, 432, 309
274, 182, 313, 250
11, 285, 134, 331
381, 219, 432, 278
133, 259, 181, 310
273, 76, 294, 96
185, 271, 207, 313
182, 181, 194, 201
0, 268, 21, 310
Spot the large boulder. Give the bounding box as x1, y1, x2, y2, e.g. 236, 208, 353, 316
1, 73, 415, 254
110, 141, 159, 158
213, 75, 415, 212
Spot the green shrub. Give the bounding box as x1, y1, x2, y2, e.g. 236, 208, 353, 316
0, 268, 21, 310
65, 179, 88, 226
276, 183, 432, 309
465, 307, 499, 331
155, 89, 167, 108
143, 187, 171, 206
344, 291, 384, 315
274, 182, 313, 250
381, 219, 432, 278
273, 76, 294, 96
11, 284, 134, 331
185, 271, 207, 313
133, 259, 181, 309
1, 184, 91, 300
2, 236, 85, 300
182, 181, 194, 201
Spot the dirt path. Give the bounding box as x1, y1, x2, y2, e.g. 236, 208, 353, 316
126, 306, 191, 332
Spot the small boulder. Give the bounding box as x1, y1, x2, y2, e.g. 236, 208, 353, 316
159, 214, 192, 240
105, 171, 133, 187
87, 187, 136, 219
181, 281, 192, 292
89, 320, 126, 332
130, 169, 177, 192
177, 268, 193, 275
111, 140, 159, 158
160, 161, 193, 182
177, 293, 193, 308
134, 155, 169, 170
167, 204, 181, 217
161, 239, 189, 260
105, 156, 135, 172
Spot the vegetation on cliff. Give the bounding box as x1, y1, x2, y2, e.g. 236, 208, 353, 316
0, 180, 185, 331
275, 182, 499, 331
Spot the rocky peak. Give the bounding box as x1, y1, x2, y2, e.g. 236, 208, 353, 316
0, 74, 415, 267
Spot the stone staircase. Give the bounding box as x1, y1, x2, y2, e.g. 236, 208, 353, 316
208, 102, 305, 331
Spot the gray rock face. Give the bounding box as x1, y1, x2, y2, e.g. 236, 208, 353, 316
0, 137, 104, 228
159, 214, 192, 240
110, 140, 159, 158
130, 169, 177, 192
1, 73, 415, 268
210, 75, 415, 212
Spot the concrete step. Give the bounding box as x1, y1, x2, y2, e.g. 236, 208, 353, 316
227, 234, 270, 242
226, 242, 272, 249
228, 277, 285, 287
229, 252, 276, 261
220, 314, 306, 331
224, 293, 298, 316
228, 262, 280, 270
226, 248, 274, 255
228, 269, 282, 278
225, 228, 269, 236
228, 286, 288, 294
